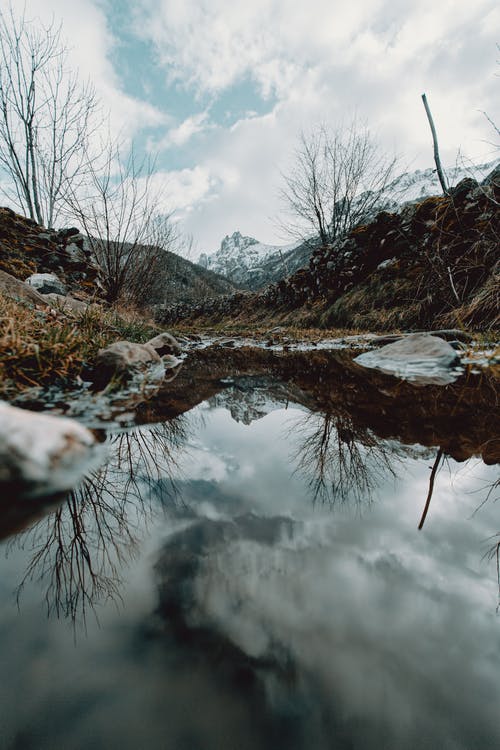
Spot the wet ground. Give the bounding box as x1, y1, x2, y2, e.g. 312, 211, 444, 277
0, 345, 499, 749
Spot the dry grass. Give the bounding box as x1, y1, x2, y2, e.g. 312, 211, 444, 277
0, 295, 160, 395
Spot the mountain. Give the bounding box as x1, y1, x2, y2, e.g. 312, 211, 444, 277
0, 205, 238, 308
198, 161, 496, 291
382, 160, 496, 207
198, 230, 314, 290
209, 382, 290, 425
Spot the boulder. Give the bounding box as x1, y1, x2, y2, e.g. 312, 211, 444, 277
26, 272, 67, 295
44, 293, 90, 313
0, 402, 97, 498
146, 332, 183, 356
372, 334, 460, 365
57, 226, 80, 240
92, 340, 165, 386
354, 333, 462, 385
63, 242, 86, 261
0, 269, 48, 307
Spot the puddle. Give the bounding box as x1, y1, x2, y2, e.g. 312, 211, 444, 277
0, 344, 499, 749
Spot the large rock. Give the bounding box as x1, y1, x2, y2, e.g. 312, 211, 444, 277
354, 333, 462, 385
91, 340, 165, 386
146, 331, 183, 356
0, 402, 97, 498
44, 293, 90, 313
26, 272, 67, 295
0, 269, 48, 306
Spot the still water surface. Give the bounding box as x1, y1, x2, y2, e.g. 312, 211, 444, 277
0, 387, 499, 749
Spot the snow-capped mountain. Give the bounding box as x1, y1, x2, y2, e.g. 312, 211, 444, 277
198, 161, 497, 290
383, 160, 495, 206
198, 231, 304, 289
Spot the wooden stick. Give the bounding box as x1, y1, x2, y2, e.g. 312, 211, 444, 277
418, 448, 444, 530
422, 94, 449, 195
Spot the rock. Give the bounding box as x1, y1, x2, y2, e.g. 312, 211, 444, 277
371, 330, 472, 347
146, 332, 183, 356
44, 293, 90, 313
0, 269, 49, 306
63, 242, 85, 260
57, 227, 80, 239
163, 354, 182, 369
92, 341, 165, 386
354, 333, 462, 385
376, 258, 397, 270
0, 402, 97, 498
371, 334, 404, 346
26, 272, 67, 295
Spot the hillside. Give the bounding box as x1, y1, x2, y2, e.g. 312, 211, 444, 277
0, 206, 237, 307
154, 249, 238, 305
157, 166, 500, 332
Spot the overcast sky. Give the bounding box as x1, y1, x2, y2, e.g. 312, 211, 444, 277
9, 0, 500, 252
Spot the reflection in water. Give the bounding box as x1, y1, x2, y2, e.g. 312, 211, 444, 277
418, 447, 444, 529
12, 418, 189, 625
0, 377, 499, 749
289, 410, 399, 506
8, 383, 500, 628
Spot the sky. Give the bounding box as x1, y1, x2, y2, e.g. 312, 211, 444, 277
6, 0, 500, 253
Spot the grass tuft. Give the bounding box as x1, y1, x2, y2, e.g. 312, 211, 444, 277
0, 295, 160, 396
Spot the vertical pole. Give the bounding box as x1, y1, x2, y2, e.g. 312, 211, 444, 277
421, 93, 449, 195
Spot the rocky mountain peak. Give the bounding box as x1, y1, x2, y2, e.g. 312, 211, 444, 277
220, 231, 258, 254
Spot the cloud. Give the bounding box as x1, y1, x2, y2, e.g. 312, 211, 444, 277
5, 0, 499, 249
146, 165, 216, 217
8, 0, 168, 140
127, 0, 499, 248
150, 111, 212, 151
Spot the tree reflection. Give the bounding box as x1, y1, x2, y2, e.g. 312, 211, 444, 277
289, 410, 400, 506
13, 417, 189, 627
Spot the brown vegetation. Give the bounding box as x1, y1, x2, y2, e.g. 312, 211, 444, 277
0, 295, 159, 395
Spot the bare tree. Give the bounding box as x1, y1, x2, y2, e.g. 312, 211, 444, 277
280, 120, 397, 247
65, 140, 178, 305
0, 4, 101, 227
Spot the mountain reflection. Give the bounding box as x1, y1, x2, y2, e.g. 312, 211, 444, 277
12, 418, 188, 625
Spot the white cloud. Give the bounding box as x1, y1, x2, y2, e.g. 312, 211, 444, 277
147, 165, 216, 216
150, 111, 212, 152
131, 0, 499, 248
5, 0, 499, 250
8, 0, 168, 140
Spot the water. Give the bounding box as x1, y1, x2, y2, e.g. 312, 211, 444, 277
0, 351, 499, 750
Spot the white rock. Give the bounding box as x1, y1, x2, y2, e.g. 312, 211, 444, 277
354, 333, 462, 385
44, 293, 89, 313
147, 332, 183, 355
0, 402, 98, 497
26, 273, 67, 296
92, 341, 165, 387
